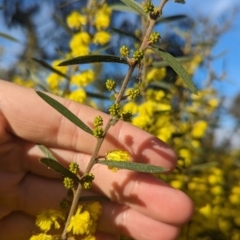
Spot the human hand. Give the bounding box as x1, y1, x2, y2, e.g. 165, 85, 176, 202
0, 80, 193, 240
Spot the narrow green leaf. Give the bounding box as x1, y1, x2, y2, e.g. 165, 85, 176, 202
86, 91, 109, 100
111, 27, 140, 41
59, 55, 128, 66
32, 58, 69, 79
38, 144, 58, 161
98, 160, 168, 173
148, 82, 172, 90
152, 56, 192, 68
36, 91, 93, 135
40, 158, 80, 182
120, 0, 147, 19
0, 32, 19, 43
156, 14, 187, 24
110, 4, 138, 13
151, 47, 198, 94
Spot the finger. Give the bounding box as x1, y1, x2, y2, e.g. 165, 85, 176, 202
2, 169, 193, 227
99, 201, 181, 240
0, 80, 176, 169
0, 211, 37, 240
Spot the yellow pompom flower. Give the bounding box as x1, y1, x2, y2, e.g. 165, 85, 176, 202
199, 203, 212, 218
46, 73, 62, 90
67, 88, 86, 103
191, 120, 208, 138
123, 102, 138, 115
67, 11, 86, 29
70, 69, 95, 87
93, 31, 111, 45
146, 68, 166, 82
85, 202, 102, 221
36, 209, 65, 232
69, 32, 91, 56
29, 233, 55, 240
13, 76, 35, 88
94, 4, 112, 30
95, 13, 111, 30
208, 98, 219, 108
106, 150, 131, 172
67, 206, 93, 235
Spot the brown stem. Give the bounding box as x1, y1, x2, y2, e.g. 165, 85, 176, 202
61, 0, 169, 238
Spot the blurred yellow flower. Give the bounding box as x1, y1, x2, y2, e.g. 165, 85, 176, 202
36, 209, 64, 232
71, 69, 95, 87
95, 13, 110, 30
67, 88, 86, 103
146, 68, 166, 82
46, 73, 62, 90
191, 120, 208, 138
106, 150, 131, 172
85, 202, 102, 221
94, 4, 112, 30
67, 11, 86, 29
67, 206, 93, 235
30, 233, 55, 240
13, 76, 35, 88
93, 31, 111, 45
123, 101, 138, 114
208, 98, 219, 108
69, 32, 91, 56
199, 203, 212, 218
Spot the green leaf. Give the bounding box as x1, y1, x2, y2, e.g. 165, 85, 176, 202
151, 47, 198, 94
59, 55, 128, 66
110, 4, 138, 13
111, 27, 140, 41
40, 158, 80, 182
148, 81, 172, 90
32, 58, 69, 79
120, 0, 147, 19
98, 160, 168, 173
0, 32, 19, 43
36, 91, 93, 135
38, 144, 58, 161
156, 14, 187, 24
152, 56, 192, 68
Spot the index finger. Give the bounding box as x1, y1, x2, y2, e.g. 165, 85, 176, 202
0, 80, 176, 169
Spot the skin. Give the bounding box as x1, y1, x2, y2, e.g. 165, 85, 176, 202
0, 80, 194, 240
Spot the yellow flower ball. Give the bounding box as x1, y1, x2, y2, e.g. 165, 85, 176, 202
199, 203, 212, 218
67, 88, 86, 103
191, 120, 208, 138
67, 11, 86, 29
229, 194, 240, 205
211, 185, 224, 195
93, 31, 111, 45
170, 180, 183, 189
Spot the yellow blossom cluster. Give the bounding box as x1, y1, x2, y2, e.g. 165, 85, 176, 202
67, 202, 101, 239
67, 3, 112, 57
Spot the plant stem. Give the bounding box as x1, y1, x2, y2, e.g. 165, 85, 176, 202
61, 0, 169, 238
